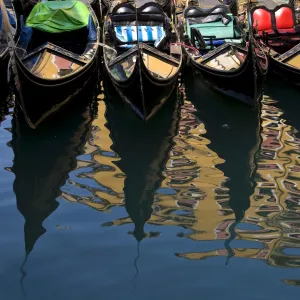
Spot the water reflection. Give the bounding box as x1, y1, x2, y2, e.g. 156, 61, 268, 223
241, 77, 300, 271
103, 82, 181, 241
11, 96, 98, 257
59, 73, 300, 274
155, 73, 259, 263
0, 93, 13, 126
16, 71, 300, 292
61, 76, 182, 242
170, 74, 300, 276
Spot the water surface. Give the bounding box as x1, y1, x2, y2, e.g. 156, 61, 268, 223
1, 73, 300, 299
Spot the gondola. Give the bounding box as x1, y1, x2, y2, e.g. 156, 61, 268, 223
13, 0, 100, 129
0, 0, 16, 101
178, 4, 268, 106
11, 91, 97, 258
103, 1, 182, 121
249, 4, 300, 87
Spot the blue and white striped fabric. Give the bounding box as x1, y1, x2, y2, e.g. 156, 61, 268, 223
114, 25, 165, 43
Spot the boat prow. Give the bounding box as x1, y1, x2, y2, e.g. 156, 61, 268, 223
106, 43, 181, 120
19, 42, 95, 81
190, 42, 263, 105
13, 0, 100, 128
103, 2, 182, 120
179, 3, 267, 106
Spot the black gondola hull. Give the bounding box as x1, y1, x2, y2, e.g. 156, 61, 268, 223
185, 44, 265, 106
269, 58, 300, 87
109, 67, 178, 121
14, 54, 98, 128
106, 47, 180, 121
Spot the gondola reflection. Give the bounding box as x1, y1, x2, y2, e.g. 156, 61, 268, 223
101, 75, 182, 241
11, 90, 98, 256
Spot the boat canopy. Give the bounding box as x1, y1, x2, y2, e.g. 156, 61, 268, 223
25, 1, 91, 33
0, 7, 16, 32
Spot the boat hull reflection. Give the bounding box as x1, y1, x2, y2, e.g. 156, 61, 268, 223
103, 75, 181, 240
11, 92, 97, 255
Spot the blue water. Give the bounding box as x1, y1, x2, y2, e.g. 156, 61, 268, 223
1, 72, 300, 300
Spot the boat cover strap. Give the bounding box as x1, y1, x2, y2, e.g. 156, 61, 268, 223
25, 1, 91, 33
114, 25, 165, 43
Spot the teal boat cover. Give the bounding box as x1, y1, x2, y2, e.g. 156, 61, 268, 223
25, 1, 91, 33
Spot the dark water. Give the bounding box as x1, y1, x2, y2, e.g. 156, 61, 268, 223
1, 72, 300, 299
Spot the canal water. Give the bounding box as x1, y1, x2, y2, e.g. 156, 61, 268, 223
1, 70, 300, 299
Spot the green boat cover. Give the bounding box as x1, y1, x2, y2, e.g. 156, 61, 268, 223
25, 1, 90, 33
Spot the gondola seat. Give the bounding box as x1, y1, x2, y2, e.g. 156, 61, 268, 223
275, 6, 299, 35
111, 4, 136, 22
185, 5, 243, 49
114, 25, 165, 43
111, 2, 166, 22
250, 5, 300, 38
184, 5, 231, 18
250, 7, 275, 36
110, 3, 168, 49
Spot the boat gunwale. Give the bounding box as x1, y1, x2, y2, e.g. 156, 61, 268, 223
184, 42, 252, 77
265, 43, 300, 74
14, 47, 97, 87
14, 1, 100, 83
14, 56, 97, 129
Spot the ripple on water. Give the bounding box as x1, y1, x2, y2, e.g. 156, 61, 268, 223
3, 71, 300, 298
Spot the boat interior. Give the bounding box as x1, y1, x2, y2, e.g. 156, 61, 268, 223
250, 4, 300, 55
15, 1, 98, 79
182, 4, 247, 71
105, 2, 180, 58
184, 4, 246, 54
18, 14, 97, 56
104, 2, 181, 81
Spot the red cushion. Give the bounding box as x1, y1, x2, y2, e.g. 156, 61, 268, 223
252, 8, 272, 31
258, 29, 276, 36
275, 7, 294, 29
277, 28, 296, 34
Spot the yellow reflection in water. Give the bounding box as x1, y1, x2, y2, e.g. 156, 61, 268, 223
61, 84, 300, 273
240, 95, 300, 268
149, 100, 231, 240
176, 93, 300, 270
61, 99, 125, 212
